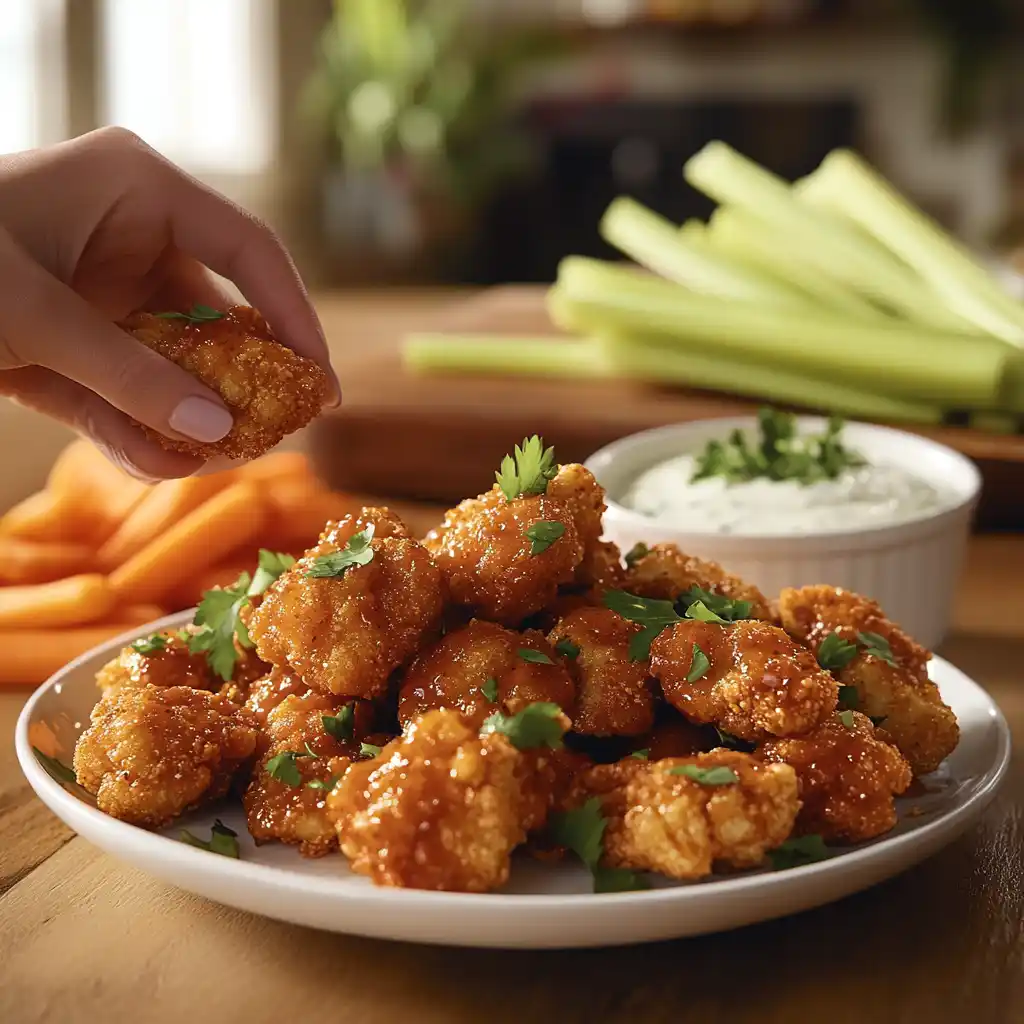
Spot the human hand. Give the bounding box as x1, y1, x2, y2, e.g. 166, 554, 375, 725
0, 127, 339, 480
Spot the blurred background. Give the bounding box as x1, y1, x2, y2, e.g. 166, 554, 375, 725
6, 0, 1024, 289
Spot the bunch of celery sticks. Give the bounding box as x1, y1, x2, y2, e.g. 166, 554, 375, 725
403, 142, 1024, 429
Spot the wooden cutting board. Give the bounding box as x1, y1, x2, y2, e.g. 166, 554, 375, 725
308, 286, 1024, 529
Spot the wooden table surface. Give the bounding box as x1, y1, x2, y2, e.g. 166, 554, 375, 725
0, 525, 1021, 1024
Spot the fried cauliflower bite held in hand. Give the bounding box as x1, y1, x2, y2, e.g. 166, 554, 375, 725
120, 305, 329, 461
759, 711, 912, 844
243, 692, 372, 857
623, 544, 774, 621
778, 585, 958, 775
568, 750, 799, 879
397, 619, 575, 728
327, 709, 552, 892
651, 619, 838, 742
73, 685, 258, 828
95, 631, 218, 694
548, 607, 654, 737
248, 508, 444, 700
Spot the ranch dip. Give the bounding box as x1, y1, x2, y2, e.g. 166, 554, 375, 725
621, 421, 952, 536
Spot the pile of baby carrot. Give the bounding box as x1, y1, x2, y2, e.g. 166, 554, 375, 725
0, 441, 360, 686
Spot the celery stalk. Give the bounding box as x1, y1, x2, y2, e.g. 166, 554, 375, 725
402, 334, 610, 378
705, 206, 891, 322
552, 258, 1009, 407
798, 149, 1024, 346
599, 196, 817, 309
684, 142, 982, 334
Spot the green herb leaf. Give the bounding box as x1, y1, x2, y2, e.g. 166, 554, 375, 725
691, 408, 865, 486
249, 549, 295, 596
189, 573, 252, 681
837, 710, 856, 729
480, 677, 499, 702
180, 819, 239, 858
683, 600, 729, 625
154, 304, 225, 324
818, 631, 859, 673
305, 526, 375, 579
548, 797, 647, 893
686, 643, 710, 683
768, 834, 830, 870
322, 705, 356, 742
495, 436, 558, 501
554, 638, 581, 660
525, 520, 565, 555
623, 542, 649, 569
714, 728, 754, 752
604, 589, 681, 660
303, 742, 320, 759
857, 631, 898, 667
518, 647, 554, 666
130, 633, 168, 655
306, 777, 339, 791
480, 702, 566, 751
669, 764, 739, 786
630, 748, 650, 760
176, 628, 192, 641
33, 747, 77, 785
837, 684, 860, 710
677, 586, 752, 623
265, 750, 312, 787
359, 742, 383, 758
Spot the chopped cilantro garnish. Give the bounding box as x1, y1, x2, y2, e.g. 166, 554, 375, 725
265, 750, 313, 786
33, 747, 77, 785
683, 600, 729, 625
249, 549, 295, 596
155, 304, 224, 324
554, 638, 581, 660
188, 573, 252, 682
686, 643, 710, 683
714, 728, 755, 752
305, 525, 375, 579
623, 542, 649, 569
669, 764, 739, 786
818, 631, 859, 672
857, 631, 898, 667
630, 749, 650, 760
524, 520, 565, 555
837, 684, 860, 710
837, 710, 856, 729
480, 678, 499, 702
677, 586, 752, 622
603, 590, 682, 661
480, 702, 566, 751
768, 834, 830, 870
518, 647, 554, 666
691, 408, 865, 486
359, 742, 383, 758
306, 777, 339, 791
130, 633, 168, 655
495, 436, 558, 501
180, 819, 239, 858
322, 704, 356, 742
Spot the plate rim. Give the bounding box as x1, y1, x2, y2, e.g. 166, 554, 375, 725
15, 611, 1013, 913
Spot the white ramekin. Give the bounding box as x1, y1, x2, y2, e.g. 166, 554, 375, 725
585, 417, 982, 649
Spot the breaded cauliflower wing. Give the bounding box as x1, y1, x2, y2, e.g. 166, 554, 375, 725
243, 666, 310, 725
248, 508, 444, 700
548, 607, 653, 737
650, 619, 838, 741
73, 684, 258, 828
778, 585, 958, 775
569, 750, 799, 879
120, 305, 329, 460
623, 543, 774, 621
243, 692, 372, 857
397, 619, 575, 728
327, 709, 548, 892
759, 711, 912, 843
95, 631, 218, 694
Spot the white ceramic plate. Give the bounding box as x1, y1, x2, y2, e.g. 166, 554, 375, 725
16, 612, 1011, 949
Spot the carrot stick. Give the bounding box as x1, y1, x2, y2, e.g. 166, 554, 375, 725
96, 475, 229, 571
109, 481, 267, 605
164, 555, 262, 611
238, 450, 314, 484
0, 625, 147, 686
116, 604, 169, 625
263, 478, 358, 549
0, 574, 115, 629
0, 539, 95, 584
0, 490, 83, 542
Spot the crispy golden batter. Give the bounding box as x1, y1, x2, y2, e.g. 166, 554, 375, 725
546, 464, 610, 587
243, 692, 372, 857
760, 712, 912, 843
243, 666, 310, 725
577, 540, 625, 592
121, 305, 329, 460
328, 709, 552, 892
95, 632, 217, 694
623, 544, 774, 621
548, 607, 653, 737
397, 619, 575, 728
778, 585, 958, 775
569, 750, 799, 879
651, 619, 837, 741
73, 685, 258, 828
249, 508, 444, 700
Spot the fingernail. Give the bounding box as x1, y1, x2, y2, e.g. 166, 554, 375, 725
169, 396, 234, 442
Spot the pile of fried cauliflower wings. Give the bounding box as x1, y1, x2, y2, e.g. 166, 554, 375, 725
72, 438, 959, 893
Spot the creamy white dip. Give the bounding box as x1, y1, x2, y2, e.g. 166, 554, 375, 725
622, 453, 952, 536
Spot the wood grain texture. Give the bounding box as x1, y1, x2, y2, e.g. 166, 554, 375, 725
1, 530, 1023, 1024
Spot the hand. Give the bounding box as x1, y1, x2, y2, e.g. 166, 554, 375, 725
0, 127, 339, 480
